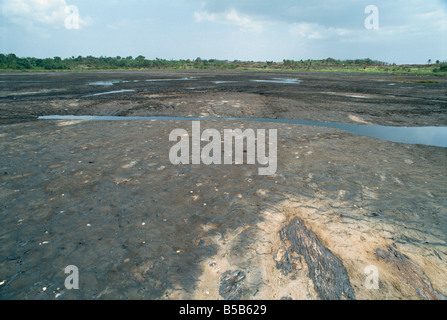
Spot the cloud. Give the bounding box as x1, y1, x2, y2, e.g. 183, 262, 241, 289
224, 8, 263, 32
195, 0, 447, 33
1, 0, 90, 32
194, 0, 363, 27
194, 8, 263, 32
194, 11, 216, 23
289, 22, 351, 40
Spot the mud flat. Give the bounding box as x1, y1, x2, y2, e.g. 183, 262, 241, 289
1, 70, 446, 126
0, 71, 446, 300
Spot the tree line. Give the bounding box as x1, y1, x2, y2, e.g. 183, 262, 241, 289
1, 53, 445, 72
0, 54, 239, 71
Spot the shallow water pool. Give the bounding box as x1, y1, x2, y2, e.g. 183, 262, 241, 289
38, 115, 447, 148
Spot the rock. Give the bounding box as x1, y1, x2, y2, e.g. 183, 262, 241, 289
274, 246, 302, 277
375, 245, 438, 300
280, 217, 356, 300
219, 270, 246, 300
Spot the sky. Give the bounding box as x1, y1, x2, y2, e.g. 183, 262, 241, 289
1, 0, 446, 64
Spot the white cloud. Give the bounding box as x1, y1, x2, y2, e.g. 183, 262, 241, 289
1, 0, 90, 31
194, 11, 216, 23
289, 22, 350, 40
194, 8, 263, 32
411, 9, 447, 34
224, 8, 263, 32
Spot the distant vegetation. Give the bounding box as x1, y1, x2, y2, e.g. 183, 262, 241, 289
1, 53, 446, 74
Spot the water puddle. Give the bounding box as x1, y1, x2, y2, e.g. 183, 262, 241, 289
88, 77, 196, 86
84, 89, 136, 97
212, 81, 238, 84
88, 80, 125, 86
2, 89, 65, 97
251, 78, 301, 84
86, 78, 298, 86
325, 92, 371, 99
38, 115, 447, 148
145, 77, 196, 82
0, 80, 44, 83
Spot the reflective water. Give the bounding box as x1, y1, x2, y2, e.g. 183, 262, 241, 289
88, 80, 124, 85
87, 78, 298, 86
145, 77, 196, 82
38, 115, 447, 148
88, 77, 196, 86
0, 80, 44, 83
84, 89, 136, 97
212, 81, 238, 84
251, 78, 301, 84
